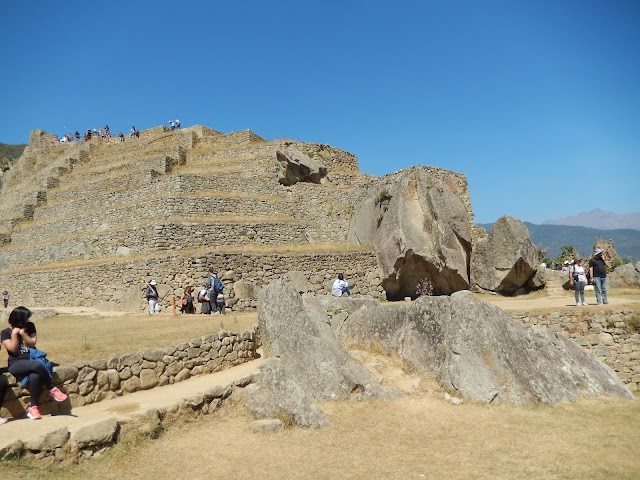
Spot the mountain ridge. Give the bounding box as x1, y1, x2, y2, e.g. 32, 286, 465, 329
542, 209, 640, 231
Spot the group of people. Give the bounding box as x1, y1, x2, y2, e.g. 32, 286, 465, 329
144, 269, 227, 316
55, 124, 143, 143
1, 306, 68, 424
197, 270, 225, 315
168, 119, 181, 130
568, 248, 609, 306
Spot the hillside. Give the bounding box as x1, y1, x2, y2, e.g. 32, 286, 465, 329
543, 209, 640, 231
0, 142, 27, 160
478, 222, 640, 262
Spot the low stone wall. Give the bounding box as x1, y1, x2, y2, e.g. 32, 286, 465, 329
0, 328, 258, 417
511, 308, 640, 391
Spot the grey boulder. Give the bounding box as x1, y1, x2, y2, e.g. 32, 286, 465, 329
472, 216, 541, 294
330, 291, 634, 404
347, 166, 473, 298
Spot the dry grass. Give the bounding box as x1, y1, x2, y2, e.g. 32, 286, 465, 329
0, 311, 258, 366
2, 392, 638, 480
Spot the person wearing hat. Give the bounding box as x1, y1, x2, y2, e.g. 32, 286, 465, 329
146, 280, 160, 314
561, 260, 570, 273
569, 258, 588, 306
589, 249, 608, 304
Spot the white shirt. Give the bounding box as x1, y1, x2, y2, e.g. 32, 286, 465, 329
571, 265, 587, 283
332, 279, 349, 297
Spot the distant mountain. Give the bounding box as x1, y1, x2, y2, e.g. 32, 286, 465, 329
543, 209, 640, 231
477, 222, 640, 262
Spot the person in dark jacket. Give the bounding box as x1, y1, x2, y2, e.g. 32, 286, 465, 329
0, 307, 67, 420
589, 249, 609, 304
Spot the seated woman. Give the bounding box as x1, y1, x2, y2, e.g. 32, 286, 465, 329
0, 306, 67, 420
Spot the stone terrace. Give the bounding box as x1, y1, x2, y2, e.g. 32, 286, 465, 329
0, 125, 382, 311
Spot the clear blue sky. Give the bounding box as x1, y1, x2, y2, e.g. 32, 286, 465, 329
1, 0, 638, 224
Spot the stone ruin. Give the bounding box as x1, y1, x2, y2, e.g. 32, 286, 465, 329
0, 125, 544, 310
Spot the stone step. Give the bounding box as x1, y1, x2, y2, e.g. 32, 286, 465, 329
0, 358, 261, 461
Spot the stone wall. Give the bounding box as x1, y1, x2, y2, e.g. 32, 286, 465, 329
511, 308, 640, 392
0, 251, 381, 312
0, 328, 258, 417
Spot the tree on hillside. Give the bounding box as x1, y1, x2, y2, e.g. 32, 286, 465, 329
554, 245, 578, 266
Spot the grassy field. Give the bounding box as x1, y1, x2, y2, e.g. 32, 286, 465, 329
0, 311, 259, 366
1, 363, 639, 480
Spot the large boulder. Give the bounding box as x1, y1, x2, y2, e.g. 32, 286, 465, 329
257, 279, 392, 400
321, 291, 634, 404
244, 357, 330, 428
347, 166, 473, 298
608, 263, 640, 288
471, 216, 540, 294
275, 144, 327, 186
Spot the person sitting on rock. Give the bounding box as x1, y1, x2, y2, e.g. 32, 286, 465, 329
0, 306, 68, 420
331, 273, 351, 297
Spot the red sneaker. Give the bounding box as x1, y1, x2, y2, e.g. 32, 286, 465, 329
26, 405, 42, 420
49, 386, 68, 402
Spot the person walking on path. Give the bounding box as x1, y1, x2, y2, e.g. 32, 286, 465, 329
0, 306, 68, 420
569, 258, 588, 306
146, 280, 160, 314
2, 290, 8, 308
589, 249, 609, 304
331, 273, 351, 297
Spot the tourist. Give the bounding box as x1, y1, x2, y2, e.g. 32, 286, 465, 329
589, 249, 609, 305
175, 119, 181, 129
180, 286, 195, 314
146, 280, 160, 314
214, 291, 226, 315
198, 283, 211, 314
332, 273, 351, 297
0, 306, 68, 420
119, 132, 125, 143
569, 258, 588, 306
75, 131, 80, 141
130, 126, 137, 139
2, 290, 8, 308
561, 260, 570, 273
169, 120, 175, 131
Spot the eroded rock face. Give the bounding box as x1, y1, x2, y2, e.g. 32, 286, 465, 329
471, 216, 541, 294
347, 166, 473, 298
608, 263, 640, 288
275, 144, 327, 186
258, 279, 379, 400
315, 291, 634, 404
244, 358, 330, 428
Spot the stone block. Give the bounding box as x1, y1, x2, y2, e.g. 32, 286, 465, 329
71, 418, 119, 448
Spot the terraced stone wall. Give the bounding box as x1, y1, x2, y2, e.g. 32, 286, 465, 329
0, 250, 381, 312
0, 328, 258, 416
512, 308, 640, 391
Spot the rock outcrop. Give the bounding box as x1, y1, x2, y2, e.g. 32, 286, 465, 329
314, 291, 634, 404
275, 143, 327, 186
347, 166, 473, 298
608, 263, 640, 288
257, 279, 385, 400
471, 216, 541, 294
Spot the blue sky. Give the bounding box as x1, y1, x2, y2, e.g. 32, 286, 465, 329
1, 0, 638, 224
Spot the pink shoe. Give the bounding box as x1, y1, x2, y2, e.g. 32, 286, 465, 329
49, 386, 68, 402
26, 405, 42, 420
0, 416, 8, 425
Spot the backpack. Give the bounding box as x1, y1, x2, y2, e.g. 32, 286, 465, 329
213, 276, 223, 293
